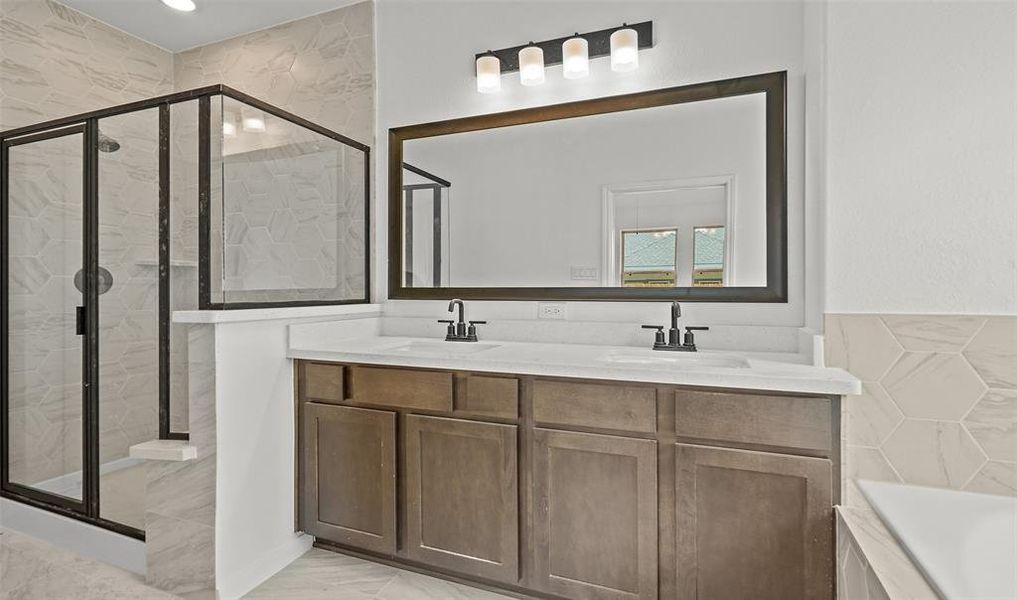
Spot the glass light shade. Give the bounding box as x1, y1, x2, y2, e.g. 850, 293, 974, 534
161, 0, 196, 11
476, 55, 501, 94
222, 119, 236, 138
562, 37, 589, 80
610, 28, 639, 72
518, 45, 545, 86
241, 109, 266, 133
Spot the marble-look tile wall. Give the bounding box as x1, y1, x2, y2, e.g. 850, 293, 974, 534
221, 142, 366, 302
145, 325, 216, 598
173, 1, 374, 145
0, 0, 173, 131
826, 314, 1017, 505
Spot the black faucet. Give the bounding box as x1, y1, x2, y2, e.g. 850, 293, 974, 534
439, 298, 486, 342
641, 301, 708, 352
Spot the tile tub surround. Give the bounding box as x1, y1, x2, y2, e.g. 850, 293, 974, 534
825, 314, 1017, 504
836, 507, 937, 600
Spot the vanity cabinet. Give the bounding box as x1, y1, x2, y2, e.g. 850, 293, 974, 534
300, 403, 397, 554
532, 428, 658, 600
404, 415, 519, 583
296, 360, 839, 600
674, 444, 834, 600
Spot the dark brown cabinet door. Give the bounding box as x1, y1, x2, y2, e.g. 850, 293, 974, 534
675, 444, 834, 600
532, 428, 658, 600
404, 415, 519, 583
301, 403, 397, 554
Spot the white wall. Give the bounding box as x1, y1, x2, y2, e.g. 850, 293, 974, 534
824, 0, 1017, 315
376, 0, 810, 342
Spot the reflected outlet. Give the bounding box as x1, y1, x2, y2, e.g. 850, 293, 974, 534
538, 303, 567, 320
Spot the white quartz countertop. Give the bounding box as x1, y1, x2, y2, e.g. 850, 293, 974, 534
287, 336, 861, 396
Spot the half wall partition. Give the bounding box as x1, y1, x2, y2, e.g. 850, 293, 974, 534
0, 85, 369, 538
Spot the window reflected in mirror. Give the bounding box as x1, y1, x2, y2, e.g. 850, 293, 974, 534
621, 228, 677, 287
693, 226, 726, 287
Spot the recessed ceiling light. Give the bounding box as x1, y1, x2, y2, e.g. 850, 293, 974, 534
160, 0, 196, 12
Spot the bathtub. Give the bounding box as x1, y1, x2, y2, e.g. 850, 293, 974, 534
859, 480, 1017, 600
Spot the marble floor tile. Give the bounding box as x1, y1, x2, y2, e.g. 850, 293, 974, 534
0, 528, 176, 600
245, 547, 518, 600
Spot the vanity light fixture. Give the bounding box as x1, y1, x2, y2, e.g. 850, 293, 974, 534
160, 0, 196, 12
562, 35, 589, 79
610, 25, 639, 72
473, 22, 652, 93
241, 109, 266, 133
518, 44, 545, 86
476, 53, 501, 94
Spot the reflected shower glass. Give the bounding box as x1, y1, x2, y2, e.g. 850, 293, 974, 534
6, 129, 85, 501
216, 95, 367, 304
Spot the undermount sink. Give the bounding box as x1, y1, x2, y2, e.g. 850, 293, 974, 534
388, 340, 501, 355
597, 351, 749, 369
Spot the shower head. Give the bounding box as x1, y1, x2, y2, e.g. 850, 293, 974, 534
98, 133, 120, 153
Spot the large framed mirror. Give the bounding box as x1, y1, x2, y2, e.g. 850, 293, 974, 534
388, 71, 786, 302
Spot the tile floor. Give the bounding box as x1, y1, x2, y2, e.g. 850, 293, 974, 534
0, 528, 174, 600
245, 547, 517, 599
0, 528, 517, 600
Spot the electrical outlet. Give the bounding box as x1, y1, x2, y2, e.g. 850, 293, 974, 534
570, 266, 599, 281
538, 302, 567, 320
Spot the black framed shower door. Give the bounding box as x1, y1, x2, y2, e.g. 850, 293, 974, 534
0, 84, 372, 540
0, 121, 119, 535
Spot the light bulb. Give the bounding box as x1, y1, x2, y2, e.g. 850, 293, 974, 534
476, 55, 501, 94
222, 119, 236, 138
518, 45, 545, 87
610, 27, 639, 72
562, 36, 589, 80
160, 0, 196, 12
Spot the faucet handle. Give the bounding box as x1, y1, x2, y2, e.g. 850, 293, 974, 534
466, 320, 486, 342
438, 319, 455, 338
683, 326, 709, 349
641, 324, 666, 348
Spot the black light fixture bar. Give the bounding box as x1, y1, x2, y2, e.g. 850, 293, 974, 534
475, 21, 653, 75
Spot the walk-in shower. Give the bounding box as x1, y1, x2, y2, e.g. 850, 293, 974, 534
0, 85, 370, 539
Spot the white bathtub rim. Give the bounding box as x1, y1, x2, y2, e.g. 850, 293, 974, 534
858, 479, 1017, 600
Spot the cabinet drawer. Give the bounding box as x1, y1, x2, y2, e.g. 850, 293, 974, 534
349, 366, 453, 413
533, 380, 657, 433
300, 361, 344, 404
456, 375, 518, 419
675, 391, 833, 454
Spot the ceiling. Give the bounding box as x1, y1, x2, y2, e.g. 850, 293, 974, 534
60, 0, 363, 52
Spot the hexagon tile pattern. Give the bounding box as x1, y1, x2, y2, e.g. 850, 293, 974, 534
827, 314, 1017, 501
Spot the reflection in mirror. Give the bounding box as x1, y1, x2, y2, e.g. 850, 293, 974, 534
402, 164, 450, 287
401, 92, 766, 290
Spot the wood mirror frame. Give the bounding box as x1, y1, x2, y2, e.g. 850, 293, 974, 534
388, 70, 787, 302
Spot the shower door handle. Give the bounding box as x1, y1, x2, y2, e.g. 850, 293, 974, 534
76, 306, 86, 336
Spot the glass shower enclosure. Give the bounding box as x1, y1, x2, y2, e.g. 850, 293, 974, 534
0, 86, 369, 538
